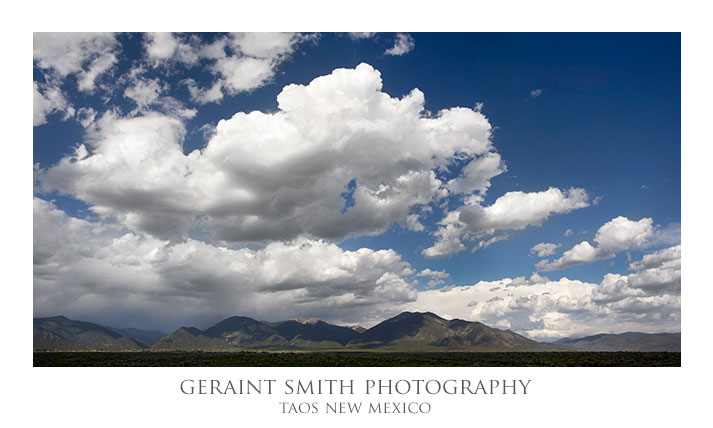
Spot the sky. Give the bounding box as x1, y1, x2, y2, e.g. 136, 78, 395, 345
32, 32, 681, 339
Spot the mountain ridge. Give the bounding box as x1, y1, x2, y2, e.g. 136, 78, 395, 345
110, 327, 168, 347
34, 316, 146, 351
556, 331, 680, 352
34, 313, 681, 352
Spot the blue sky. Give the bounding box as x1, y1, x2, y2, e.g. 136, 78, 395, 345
33, 33, 680, 337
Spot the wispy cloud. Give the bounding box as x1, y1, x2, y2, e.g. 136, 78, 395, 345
385, 33, 415, 56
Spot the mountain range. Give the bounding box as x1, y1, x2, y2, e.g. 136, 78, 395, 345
33, 313, 680, 352
556, 332, 681, 352
152, 316, 363, 350
34, 316, 148, 350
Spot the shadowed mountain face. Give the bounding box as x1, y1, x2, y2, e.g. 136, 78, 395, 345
34, 316, 146, 350
556, 332, 681, 351
150, 327, 227, 350
153, 316, 362, 350
268, 319, 362, 346
346, 312, 552, 350
204, 316, 286, 345
111, 327, 167, 347
153, 316, 289, 350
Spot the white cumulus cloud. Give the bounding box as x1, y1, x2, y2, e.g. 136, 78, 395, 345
407, 244, 680, 339
530, 242, 559, 258
34, 33, 119, 91
123, 77, 164, 109
37, 63, 499, 244
423, 187, 590, 258
144, 32, 199, 65
536, 216, 654, 271
177, 32, 311, 104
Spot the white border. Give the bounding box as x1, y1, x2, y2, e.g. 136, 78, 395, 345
10, 1, 711, 426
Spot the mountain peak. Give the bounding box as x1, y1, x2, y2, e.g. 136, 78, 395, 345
347, 311, 544, 350
394, 311, 444, 319
292, 318, 327, 325
35, 315, 69, 322
34, 316, 146, 351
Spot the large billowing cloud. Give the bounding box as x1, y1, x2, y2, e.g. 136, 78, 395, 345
34, 197, 680, 337
536, 216, 654, 271
423, 187, 590, 258
38, 63, 502, 243
33, 197, 417, 330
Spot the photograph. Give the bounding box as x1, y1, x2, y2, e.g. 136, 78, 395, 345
33, 32, 681, 368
